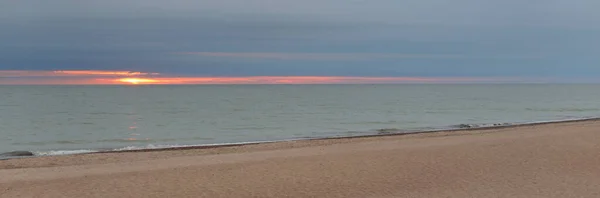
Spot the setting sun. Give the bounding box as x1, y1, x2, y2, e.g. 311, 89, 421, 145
117, 78, 160, 85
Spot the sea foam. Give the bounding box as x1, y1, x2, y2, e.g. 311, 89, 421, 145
34, 149, 98, 156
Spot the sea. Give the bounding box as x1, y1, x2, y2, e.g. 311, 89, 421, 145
1, 84, 599, 157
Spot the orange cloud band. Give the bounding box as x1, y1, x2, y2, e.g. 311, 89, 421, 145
95, 76, 505, 85
0, 76, 514, 85
0, 70, 518, 85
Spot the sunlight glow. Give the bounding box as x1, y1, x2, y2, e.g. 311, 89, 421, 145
117, 78, 160, 85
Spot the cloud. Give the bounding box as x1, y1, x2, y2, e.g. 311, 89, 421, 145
0, 70, 158, 77
1, 1, 598, 80
177, 52, 464, 60
3, 0, 599, 28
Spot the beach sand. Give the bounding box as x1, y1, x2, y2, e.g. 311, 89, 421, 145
2, 120, 600, 198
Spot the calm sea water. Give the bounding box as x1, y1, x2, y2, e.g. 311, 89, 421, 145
1, 84, 599, 155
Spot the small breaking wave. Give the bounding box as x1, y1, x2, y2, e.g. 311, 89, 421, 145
13, 140, 87, 146
34, 149, 99, 156
111, 140, 293, 152
112, 144, 189, 151
525, 107, 600, 112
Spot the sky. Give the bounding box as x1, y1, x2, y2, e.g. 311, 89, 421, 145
0, 0, 599, 84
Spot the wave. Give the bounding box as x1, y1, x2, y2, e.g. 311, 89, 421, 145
342, 120, 407, 125
33, 149, 99, 156
12, 140, 89, 146
12, 140, 291, 158
112, 144, 190, 151
12, 138, 184, 146
111, 140, 293, 152
525, 107, 600, 112
96, 138, 180, 143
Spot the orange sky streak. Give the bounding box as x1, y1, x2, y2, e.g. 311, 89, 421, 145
94, 76, 501, 85
0, 70, 516, 85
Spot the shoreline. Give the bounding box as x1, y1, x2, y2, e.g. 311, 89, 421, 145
2, 117, 599, 169
2, 117, 600, 197
3, 116, 599, 159
102, 116, 600, 154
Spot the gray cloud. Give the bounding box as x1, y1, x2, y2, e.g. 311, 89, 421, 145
177, 52, 465, 60
0, 0, 599, 80
2, 0, 599, 28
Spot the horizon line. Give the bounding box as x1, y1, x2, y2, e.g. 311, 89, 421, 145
0, 70, 556, 85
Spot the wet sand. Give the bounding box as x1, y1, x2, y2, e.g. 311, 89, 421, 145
2, 120, 600, 198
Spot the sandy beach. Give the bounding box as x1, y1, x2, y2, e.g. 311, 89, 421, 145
2, 120, 600, 198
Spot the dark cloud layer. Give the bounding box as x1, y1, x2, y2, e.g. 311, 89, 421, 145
1, 0, 599, 80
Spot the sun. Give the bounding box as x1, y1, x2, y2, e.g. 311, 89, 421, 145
117, 78, 159, 85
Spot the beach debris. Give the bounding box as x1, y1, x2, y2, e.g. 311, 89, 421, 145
376, 128, 400, 134
456, 124, 477, 129
0, 151, 34, 157
455, 123, 511, 129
